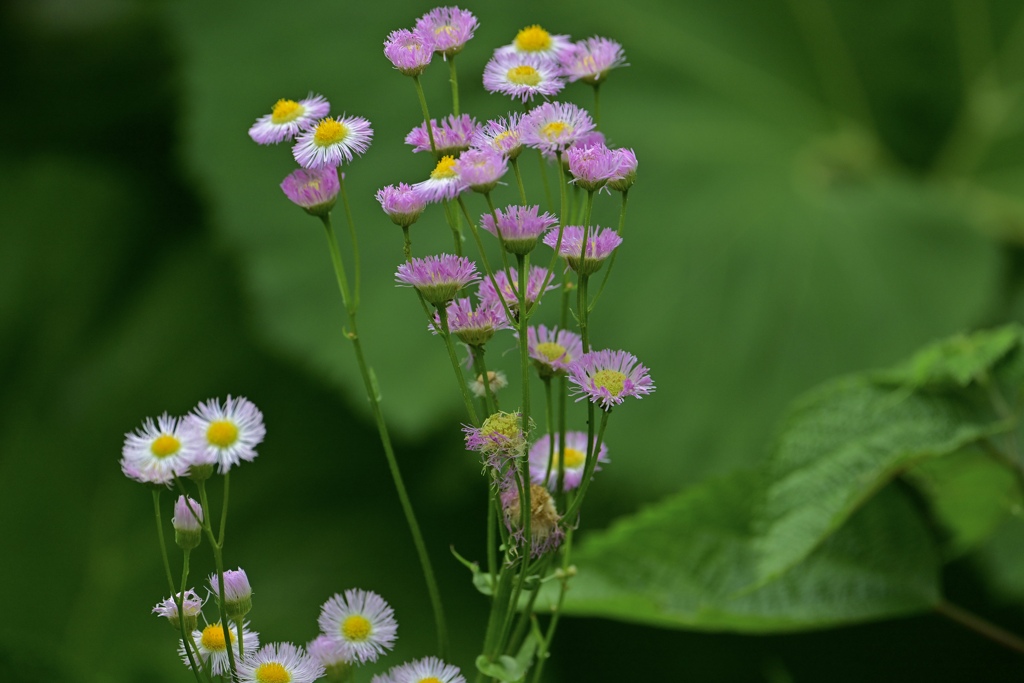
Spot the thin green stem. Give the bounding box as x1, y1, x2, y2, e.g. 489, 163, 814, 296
483, 192, 513, 278
442, 200, 464, 256
458, 197, 515, 322
562, 410, 610, 523
471, 347, 497, 415
590, 190, 629, 311
217, 472, 230, 547
448, 55, 460, 116
531, 528, 574, 683
198, 481, 238, 681
438, 304, 481, 425
402, 225, 413, 262
542, 379, 555, 487
592, 83, 602, 128
412, 76, 438, 156
339, 175, 361, 310
540, 153, 570, 297
538, 150, 555, 214
177, 550, 207, 683
510, 157, 528, 204
936, 600, 1024, 655
152, 489, 176, 595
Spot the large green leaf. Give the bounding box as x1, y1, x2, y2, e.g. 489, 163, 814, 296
544, 471, 940, 632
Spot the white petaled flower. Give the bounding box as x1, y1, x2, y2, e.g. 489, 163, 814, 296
248, 94, 330, 145
180, 621, 259, 676
387, 656, 466, 683
120, 413, 202, 485
237, 642, 325, 683
318, 589, 397, 664
185, 396, 266, 474
293, 116, 374, 169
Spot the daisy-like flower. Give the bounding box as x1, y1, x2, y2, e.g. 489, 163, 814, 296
293, 115, 374, 169
248, 94, 330, 145
172, 495, 203, 550
431, 297, 510, 346
153, 589, 204, 631
519, 101, 595, 155
471, 370, 508, 398
383, 656, 467, 683
395, 254, 479, 305
307, 634, 353, 675
120, 413, 202, 485
209, 568, 252, 619
281, 166, 339, 217
471, 114, 524, 159
542, 129, 606, 165
561, 36, 628, 84
568, 349, 655, 409
483, 52, 565, 103
478, 265, 558, 320
453, 148, 508, 193
463, 411, 526, 466
415, 6, 478, 57
376, 183, 427, 228
496, 24, 572, 64
542, 225, 623, 275
500, 483, 565, 557
405, 114, 479, 156
525, 324, 583, 378
384, 29, 433, 77
412, 155, 469, 204
180, 621, 259, 676
185, 396, 266, 474
566, 143, 621, 192
237, 642, 324, 683
481, 204, 558, 255
529, 431, 609, 491
318, 589, 398, 664
608, 147, 638, 191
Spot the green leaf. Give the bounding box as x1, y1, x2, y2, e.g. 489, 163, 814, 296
541, 471, 939, 632
476, 654, 526, 683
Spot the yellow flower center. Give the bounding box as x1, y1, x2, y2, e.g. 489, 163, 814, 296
536, 342, 568, 363
431, 155, 458, 179
593, 369, 627, 396
481, 412, 520, 440
507, 65, 541, 86
554, 447, 586, 469
200, 624, 235, 651
314, 119, 348, 147
435, 24, 455, 36
150, 434, 181, 458
540, 121, 570, 140
255, 662, 292, 683
270, 99, 303, 124
515, 25, 552, 52
206, 420, 239, 448
492, 130, 515, 147
420, 678, 443, 683
341, 615, 372, 641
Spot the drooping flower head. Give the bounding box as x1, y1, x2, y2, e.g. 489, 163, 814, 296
412, 155, 469, 203
180, 622, 259, 676
281, 166, 340, 217
430, 297, 511, 346
249, 94, 330, 145
153, 589, 204, 632
477, 265, 558, 321
376, 183, 427, 227
525, 324, 583, 378
480, 204, 558, 255
568, 349, 655, 410
471, 114, 524, 159
379, 656, 467, 683
237, 642, 325, 683
529, 431, 609, 491
318, 589, 398, 664
121, 413, 202, 485
496, 24, 572, 63
406, 114, 479, 156
395, 254, 479, 305
293, 115, 374, 169
172, 495, 203, 550
566, 143, 621, 192
561, 36, 627, 84
464, 411, 527, 467
415, 6, 478, 57
483, 52, 565, 103
607, 147, 638, 191
384, 29, 434, 77
185, 396, 266, 474
500, 483, 564, 557
209, 567, 253, 620
543, 225, 622, 275
471, 370, 508, 399
307, 634, 353, 676
519, 101, 595, 154
453, 148, 508, 193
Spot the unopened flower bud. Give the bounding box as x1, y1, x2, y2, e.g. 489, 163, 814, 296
172, 495, 203, 550
153, 589, 203, 632
209, 568, 252, 620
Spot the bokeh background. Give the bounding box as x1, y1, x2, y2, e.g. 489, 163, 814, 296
6, 0, 1024, 680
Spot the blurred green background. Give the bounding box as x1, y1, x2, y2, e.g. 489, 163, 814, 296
6, 0, 1024, 680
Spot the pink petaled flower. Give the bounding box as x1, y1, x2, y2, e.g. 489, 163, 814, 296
478, 265, 558, 321
406, 114, 479, 155
430, 297, 511, 346
153, 589, 204, 630
454, 148, 508, 193
500, 483, 565, 558
471, 114, 524, 159
281, 166, 340, 217
381, 656, 466, 683
496, 25, 573, 63
566, 143, 621, 192
307, 634, 352, 671
293, 115, 374, 169
568, 349, 655, 410
483, 52, 565, 103
318, 589, 398, 664
529, 431, 609, 491
464, 411, 526, 467
480, 204, 558, 255
543, 129, 606, 164
384, 29, 433, 77
525, 324, 583, 377
542, 225, 622, 275
415, 6, 478, 57
560, 36, 628, 84
413, 155, 469, 204
249, 94, 330, 145
608, 147, 637, 191
376, 183, 427, 227
121, 413, 202, 485
396, 254, 479, 305
519, 101, 595, 154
